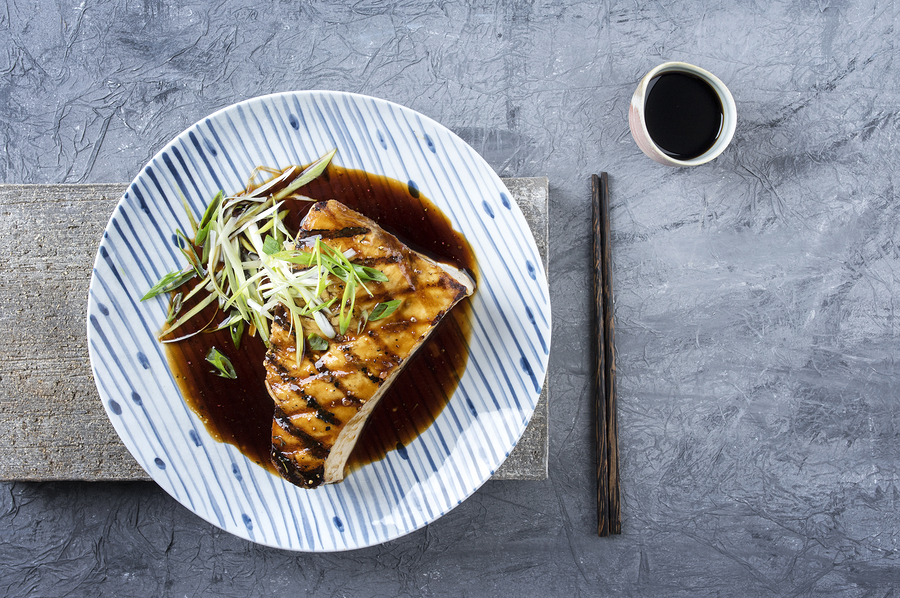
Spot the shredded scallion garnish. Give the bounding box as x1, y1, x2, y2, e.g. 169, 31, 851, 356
142, 148, 391, 369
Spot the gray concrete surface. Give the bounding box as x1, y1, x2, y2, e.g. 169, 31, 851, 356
2, 1, 899, 596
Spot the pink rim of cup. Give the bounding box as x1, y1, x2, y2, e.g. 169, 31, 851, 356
628, 61, 737, 167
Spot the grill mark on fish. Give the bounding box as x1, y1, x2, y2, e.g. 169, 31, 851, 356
315, 408, 339, 425
266, 200, 475, 488
308, 359, 367, 407
360, 366, 381, 385
271, 448, 324, 488
301, 392, 319, 410
359, 332, 403, 374
273, 407, 329, 460
339, 395, 363, 407
273, 306, 291, 329
265, 353, 290, 376
355, 255, 403, 268
297, 226, 369, 239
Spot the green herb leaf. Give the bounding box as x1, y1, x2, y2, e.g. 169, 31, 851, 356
180, 193, 199, 235
357, 309, 369, 335
353, 265, 389, 283
194, 191, 223, 248
306, 333, 329, 351
166, 292, 183, 324
158, 290, 218, 342
176, 229, 206, 278
205, 347, 237, 379
230, 316, 245, 350
338, 279, 356, 335
210, 312, 243, 334
291, 310, 304, 366
369, 299, 402, 321
272, 149, 337, 202
269, 250, 316, 266
198, 191, 223, 232
262, 235, 281, 256
142, 268, 196, 301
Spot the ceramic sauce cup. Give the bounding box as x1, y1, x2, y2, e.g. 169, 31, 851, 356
628, 61, 737, 167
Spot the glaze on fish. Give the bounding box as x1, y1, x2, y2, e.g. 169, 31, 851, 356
265, 200, 475, 488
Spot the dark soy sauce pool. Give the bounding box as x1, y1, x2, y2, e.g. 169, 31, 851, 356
164, 164, 477, 477
644, 71, 724, 160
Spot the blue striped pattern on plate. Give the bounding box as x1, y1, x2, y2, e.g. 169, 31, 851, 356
86, 91, 551, 551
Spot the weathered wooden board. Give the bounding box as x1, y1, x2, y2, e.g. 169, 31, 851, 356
0, 179, 549, 481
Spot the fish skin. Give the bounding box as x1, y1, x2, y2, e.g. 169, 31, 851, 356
265, 200, 475, 488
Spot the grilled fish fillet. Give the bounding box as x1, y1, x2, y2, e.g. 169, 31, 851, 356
265, 200, 475, 488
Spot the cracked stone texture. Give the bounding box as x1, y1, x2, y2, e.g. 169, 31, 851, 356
2, 0, 900, 596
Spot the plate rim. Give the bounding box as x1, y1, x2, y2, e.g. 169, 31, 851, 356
86, 89, 551, 551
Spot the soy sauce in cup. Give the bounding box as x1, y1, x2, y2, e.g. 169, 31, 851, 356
644, 72, 723, 160
629, 62, 736, 167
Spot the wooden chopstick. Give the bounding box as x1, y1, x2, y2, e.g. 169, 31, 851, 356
591, 173, 621, 536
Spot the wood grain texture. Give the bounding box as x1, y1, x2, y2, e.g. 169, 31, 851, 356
591, 174, 610, 535
592, 173, 621, 536
0, 179, 549, 482
599, 173, 621, 534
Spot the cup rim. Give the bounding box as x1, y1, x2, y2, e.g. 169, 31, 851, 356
631, 61, 737, 167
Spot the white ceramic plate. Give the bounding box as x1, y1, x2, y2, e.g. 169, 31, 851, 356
86, 91, 550, 551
